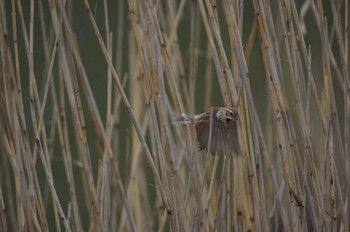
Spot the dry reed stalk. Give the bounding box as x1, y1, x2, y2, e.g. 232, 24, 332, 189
0, 0, 349, 231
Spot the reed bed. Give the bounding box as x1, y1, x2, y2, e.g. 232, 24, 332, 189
0, 0, 349, 231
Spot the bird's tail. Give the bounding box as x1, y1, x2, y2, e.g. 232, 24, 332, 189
171, 113, 194, 124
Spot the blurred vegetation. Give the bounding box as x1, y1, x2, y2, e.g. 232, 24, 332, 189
0, 0, 349, 231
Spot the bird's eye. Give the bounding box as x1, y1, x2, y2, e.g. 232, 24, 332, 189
225, 117, 233, 126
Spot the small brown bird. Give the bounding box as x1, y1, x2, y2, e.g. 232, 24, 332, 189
174, 107, 240, 156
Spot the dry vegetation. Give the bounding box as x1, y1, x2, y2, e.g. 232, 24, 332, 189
0, 0, 349, 231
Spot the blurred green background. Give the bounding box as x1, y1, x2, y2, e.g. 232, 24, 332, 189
2, 0, 344, 230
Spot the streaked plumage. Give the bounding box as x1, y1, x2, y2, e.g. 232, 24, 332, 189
174, 107, 240, 155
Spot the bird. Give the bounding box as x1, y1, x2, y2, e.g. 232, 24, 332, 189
173, 107, 241, 156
